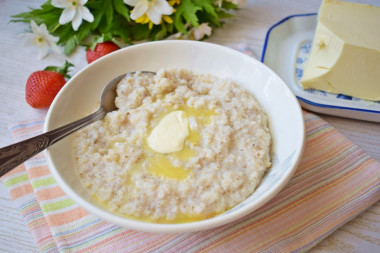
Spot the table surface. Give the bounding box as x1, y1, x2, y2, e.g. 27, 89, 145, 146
1, 0, 379, 252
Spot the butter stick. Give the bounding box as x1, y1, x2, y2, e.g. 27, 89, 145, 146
300, 0, 380, 101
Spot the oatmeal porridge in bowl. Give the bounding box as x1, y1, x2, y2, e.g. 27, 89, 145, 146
44, 41, 304, 232
73, 69, 271, 223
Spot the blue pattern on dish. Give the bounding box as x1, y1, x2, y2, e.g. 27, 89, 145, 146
295, 41, 327, 97
336, 94, 352, 100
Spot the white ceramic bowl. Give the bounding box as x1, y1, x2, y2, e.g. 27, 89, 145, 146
44, 40, 305, 233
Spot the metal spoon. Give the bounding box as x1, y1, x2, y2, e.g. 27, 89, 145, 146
0, 71, 155, 177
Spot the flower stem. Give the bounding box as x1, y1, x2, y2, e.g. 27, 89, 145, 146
51, 23, 61, 33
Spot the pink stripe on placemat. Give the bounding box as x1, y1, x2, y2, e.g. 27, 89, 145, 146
1, 111, 379, 252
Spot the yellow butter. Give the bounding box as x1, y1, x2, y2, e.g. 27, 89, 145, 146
147, 110, 189, 153
148, 156, 189, 180
300, 0, 380, 101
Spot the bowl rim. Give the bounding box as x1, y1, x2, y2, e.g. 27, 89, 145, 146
44, 40, 305, 233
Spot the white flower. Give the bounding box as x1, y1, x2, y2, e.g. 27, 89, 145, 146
192, 23, 212, 40
52, 0, 94, 31
124, 0, 173, 25
22, 20, 60, 59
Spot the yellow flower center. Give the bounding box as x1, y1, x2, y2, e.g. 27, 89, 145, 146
131, 0, 179, 29
34, 36, 45, 47
135, 14, 174, 29
168, 0, 180, 6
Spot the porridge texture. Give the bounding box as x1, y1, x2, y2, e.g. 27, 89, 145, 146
74, 69, 271, 223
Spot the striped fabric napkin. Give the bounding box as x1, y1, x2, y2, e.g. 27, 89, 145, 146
2, 111, 380, 252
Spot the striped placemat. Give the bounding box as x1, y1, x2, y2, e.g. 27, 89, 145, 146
1, 111, 379, 252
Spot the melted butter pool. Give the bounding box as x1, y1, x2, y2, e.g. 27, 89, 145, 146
148, 155, 189, 180
94, 193, 222, 223
144, 105, 216, 181
98, 105, 219, 223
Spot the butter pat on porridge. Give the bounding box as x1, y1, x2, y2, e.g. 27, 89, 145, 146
73, 69, 272, 223
148, 110, 189, 153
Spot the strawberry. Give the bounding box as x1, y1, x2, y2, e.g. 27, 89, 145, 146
86, 41, 120, 64
25, 61, 73, 108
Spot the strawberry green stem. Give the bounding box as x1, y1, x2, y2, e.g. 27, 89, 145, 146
44, 60, 74, 79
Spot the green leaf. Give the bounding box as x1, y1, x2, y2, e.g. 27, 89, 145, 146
115, 28, 131, 44
113, 0, 130, 21
85, 0, 103, 9
173, 14, 186, 34
192, 0, 217, 19
104, 0, 114, 27
221, 1, 238, 10
167, 22, 174, 34
91, 6, 106, 30
40, 0, 55, 11
109, 18, 131, 44
11, 1, 61, 27
153, 23, 168, 41
11, 11, 36, 23
175, 0, 201, 27
216, 10, 235, 19
97, 4, 113, 34
76, 22, 93, 42
55, 24, 74, 45
64, 37, 77, 55
130, 24, 151, 41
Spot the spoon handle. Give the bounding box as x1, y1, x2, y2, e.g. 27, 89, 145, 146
0, 108, 106, 177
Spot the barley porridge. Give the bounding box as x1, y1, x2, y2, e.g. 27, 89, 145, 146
73, 69, 271, 223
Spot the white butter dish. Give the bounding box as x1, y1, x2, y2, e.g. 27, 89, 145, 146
261, 13, 380, 122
